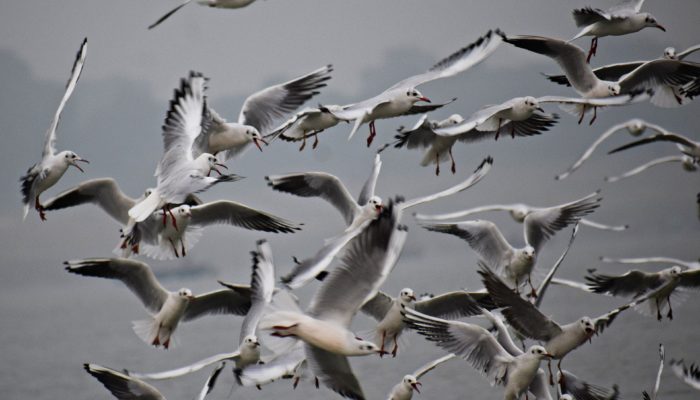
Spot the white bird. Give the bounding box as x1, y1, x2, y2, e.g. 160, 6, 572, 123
403, 307, 554, 400
325, 29, 503, 146
266, 105, 345, 151
556, 370, 620, 400
21, 37, 89, 221
585, 266, 700, 320
84, 362, 225, 400
605, 155, 698, 183
503, 34, 699, 123
570, 0, 665, 62
670, 358, 700, 391
361, 287, 485, 357
148, 0, 257, 30
608, 130, 700, 159
128, 71, 240, 224
642, 344, 665, 400
547, 44, 700, 107
128, 240, 276, 380
419, 191, 600, 295
258, 201, 408, 399
386, 354, 456, 400
415, 191, 626, 232
235, 342, 309, 389
556, 119, 672, 180
272, 156, 493, 289
65, 258, 254, 349
479, 265, 658, 384
196, 65, 332, 161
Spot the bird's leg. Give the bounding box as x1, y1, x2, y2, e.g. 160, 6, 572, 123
293, 376, 300, 389
169, 238, 179, 258
180, 238, 186, 257
367, 121, 377, 147
168, 207, 178, 232
152, 324, 162, 346
435, 153, 441, 176
656, 298, 662, 321
163, 337, 170, 349
511, 123, 516, 139
547, 360, 554, 386
132, 243, 139, 254
391, 334, 399, 358
589, 106, 597, 125
667, 297, 673, 320
312, 133, 320, 149
35, 198, 47, 221
577, 105, 586, 125
528, 275, 538, 299
256, 384, 262, 390
379, 331, 387, 357
299, 132, 307, 151
449, 148, 456, 174
315, 377, 320, 389
586, 37, 597, 63
162, 206, 168, 227
556, 359, 564, 385
494, 119, 502, 141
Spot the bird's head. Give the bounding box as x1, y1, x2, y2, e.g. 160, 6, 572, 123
367, 196, 383, 214
528, 345, 553, 359
607, 83, 621, 96
399, 288, 417, 303
643, 13, 665, 31
243, 334, 261, 348
60, 151, 89, 172
522, 246, 536, 260
245, 126, 268, 151
626, 119, 647, 136
177, 288, 194, 300
403, 375, 421, 393
405, 87, 431, 104
579, 316, 596, 336
446, 114, 464, 125
663, 47, 677, 60
197, 153, 228, 176
523, 96, 544, 112
354, 337, 380, 355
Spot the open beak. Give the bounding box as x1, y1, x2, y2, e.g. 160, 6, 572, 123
72, 158, 89, 173
375, 204, 383, 212
210, 163, 228, 176
536, 106, 545, 112
543, 353, 554, 359
409, 295, 417, 301
412, 382, 422, 393
418, 96, 431, 103
253, 137, 267, 152
254, 341, 261, 347
656, 24, 666, 31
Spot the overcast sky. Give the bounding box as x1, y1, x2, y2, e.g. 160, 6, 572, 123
1, 1, 699, 399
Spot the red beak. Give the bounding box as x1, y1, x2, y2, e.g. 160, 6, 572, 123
254, 137, 268, 152
418, 96, 431, 103
412, 382, 422, 393
656, 24, 666, 31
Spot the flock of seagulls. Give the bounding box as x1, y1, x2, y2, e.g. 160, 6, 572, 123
20, 1, 700, 399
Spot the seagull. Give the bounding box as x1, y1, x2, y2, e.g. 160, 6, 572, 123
235, 341, 309, 388
128, 240, 275, 381
128, 71, 241, 225
415, 191, 626, 232
196, 65, 332, 161
135, 200, 301, 259
65, 258, 254, 349
403, 306, 554, 400
265, 105, 345, 151
21, 38, 89, 221
386, 354, 456, 400
601, 255, 700, 270
325, 29, 503, 146
556, 119, 673, 180
608, 130, 700, 159
84, 362, 225, 400
605, 155, 698, 182
642, 344, 665, 400
419, 191, 601, 295
585, 266, 700, 320
503, 34, 699, 123
547, 44, 700, 107
557, 370, 620, 400
570, 0, 665, 62
258, 201, 408, 399
670, 359, 700, 391
148, 0, 257, 30
273, 156, 493, 289
479, 264, 656, 384
361, 287, 485, 357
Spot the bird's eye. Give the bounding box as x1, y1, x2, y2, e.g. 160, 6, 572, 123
406, 91, 410, 96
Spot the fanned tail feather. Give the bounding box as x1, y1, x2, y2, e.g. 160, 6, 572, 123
128, 190, 162, 222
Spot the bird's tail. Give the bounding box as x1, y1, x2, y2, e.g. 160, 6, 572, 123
569, 26, 593, 42
22, 203, 29, 220
132, 318, 159, 346
128, 190, 161, 222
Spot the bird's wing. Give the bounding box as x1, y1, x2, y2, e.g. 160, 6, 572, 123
388, 29, 503, 90
414, 354, 457, 379
653, 344, 665, 399
608, 0, 646, 14
387, 114, 439, 150
605, 155, 685, 183
305, 344, 366, 400
156, 71, 208, 180
601, 256, 692, 268
238, 65, 333, 134
534, 223, 580, 307
357, 154, 382, 205
189, 200, 302, 233
420, 219, 512, 271
239, 239, 276, 341
84, 363, 165, 400
585, 269, 666, 297
42, 38, 88, 160
415, 291, 484, 320
400, 156, 493, 210
619, 60, 700, 94
556, 120, 639, 180
504, 35, 598, 94
670, 359, 700, 391
147, 0, 192, 30
128, 351, 240, 381
492, 113, 560, 140
479, 265, 563, 341
265, 172, 360, 225
679, 268, 700, 289
65, 258, 168, 313
578, 218, 628, 231
678, 44, 700, 60
41, 178, 135, 224
479, 309, 523, 357
195, 362, 226, 400
529, 369, 554, 400
550, 278, 595, 293
537, 91, 651, 107
546, 62, 646, 86
308, 202, 407, 327
572, 7, 613, 27
359, 291, 394, 321
414, 204, 519, 222
183, 289, 253, 321
608, 132, 697, 155
403, 307, 514, 384
558, 370, 620, 400
403, 97, 458, 116
264, 107, 322, 141
524, 191, 600, 252
236, 343, 306, 387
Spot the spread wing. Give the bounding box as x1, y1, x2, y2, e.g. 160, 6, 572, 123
189, 200, 302, 233
558, 370, 620, 400
605, 156, 686, 183
41, 178, 136, 225
585, 269, 667, 298
608, 132, 697, 155
239, 239, 276, 341
84, 363, 165, 400
414, 291, 484, 320
305, 344, 366, 400
618, 60, 700, 94
183, 288, 253, 321
357, 154, 382, 205
359, 291, 394, 321
413, 354, 457, 379
670, 359, 700, 391
545, 62, 645, 86
128, 351, 240, 381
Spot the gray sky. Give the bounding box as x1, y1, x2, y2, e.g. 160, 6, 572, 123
1, 1, 699, 399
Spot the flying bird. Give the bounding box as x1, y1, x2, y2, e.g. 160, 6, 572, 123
386, 354, 456, 400
670, 358, 700, 391
65, 258, 254, 348
265, 105, 345, 151
608, 130, 700, 160
21, 38, 89, 221
325, 29, 504, 146
148, 0, 257, 30
570, 0, 665, 62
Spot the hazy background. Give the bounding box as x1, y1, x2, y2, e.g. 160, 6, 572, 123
1, 1, 699, 399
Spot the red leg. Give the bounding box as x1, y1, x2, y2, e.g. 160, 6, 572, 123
293, 377, 300, 389
315, 377, 320, 389
557, 360, 564, 384
547, 360, 554, 386
168, 207, 178, 232
162, 206, 168, 227
367, 121, 376, 147
379, 331, 387, 357
169, 238, 179, 258
656, 298, 662, 321
528, 275, 538, 299
511, 123, 515, 139
181, 240, 186, 257
35, 198, 47, 221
